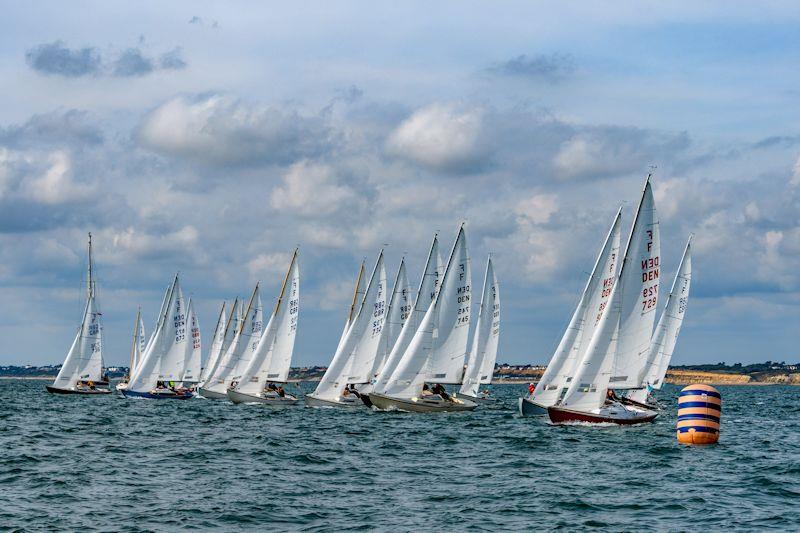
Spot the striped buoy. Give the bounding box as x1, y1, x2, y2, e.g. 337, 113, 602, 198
677, 384, 721, 445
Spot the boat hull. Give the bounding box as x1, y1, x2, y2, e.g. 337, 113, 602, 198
369, 392, 477, 413
197, 387, 229, 400
120, 389, 194, 400
304, 394, 365, 408
547, 405, 657, 425
518, 396, 548, 416
455, 392, 499, 405
45, 385, 111, 395
618, 395, 660, 411
227, 389, 299, 405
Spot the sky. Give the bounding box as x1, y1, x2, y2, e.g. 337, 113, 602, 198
0, 1, 798, 367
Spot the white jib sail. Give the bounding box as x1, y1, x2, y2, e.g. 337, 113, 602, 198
460, 255, 500, 397
128, 274, 188, 391
136, 311, 146, 368
373, 235, 442, 394
52, 233, 103, 389
199, 301, 227, 383
367, 257, 412, 380
336, 261, 365, 354
631, 236, 693, 402
609, 178, 661, 389
182, 298, 202, 383
204, 286, 263, 392
312, 251, 386, 401
128, 308, 143, 375
531, 209, 622, 407
560, 176, 659, 411
235, 250, 300, 395
383, 224, 470, 399
144, 285, 171, 356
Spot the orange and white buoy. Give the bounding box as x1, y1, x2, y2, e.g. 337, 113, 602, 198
677, 384, 721, 445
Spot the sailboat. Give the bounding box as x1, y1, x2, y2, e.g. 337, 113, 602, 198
625, 236, 692, 409
228, 249, 300, 405
181, 298, 202, 386
46, 233, 111, 395
370, 224, 477, 412
519, 209, 622, 416
370, 235, 443, 402
198, 301, 228, 386
456, 255, 500, 403
121, 274, 194, 399
198, 285, 263, 399
548, 175, 660, 425
354, 257, 413, 406
116, 308, 146, 391
305, 251, 387, 408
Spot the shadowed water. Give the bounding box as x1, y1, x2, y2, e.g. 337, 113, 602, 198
1, 380, 798, 531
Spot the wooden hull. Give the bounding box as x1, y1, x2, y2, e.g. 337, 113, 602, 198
369, 392, 477, 413
547, 405, 657, 425
45, 385, 111, 395
227, 389, 299, 405
518, 396, 548, 417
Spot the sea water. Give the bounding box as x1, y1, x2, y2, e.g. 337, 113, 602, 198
1, 380, 798, 531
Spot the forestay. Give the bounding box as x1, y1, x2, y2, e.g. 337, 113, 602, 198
311, 251, 386, 401
531, 209, 621, 407
460, 256, 500, 397
235, 250, 300, 395
373, 236, 442, 394
383, 224, 470, 399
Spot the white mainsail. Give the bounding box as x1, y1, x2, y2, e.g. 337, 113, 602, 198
234, 250, 300, 395
128, 274, 190, 392
199, 301, 227, 384
382, 224, 471, 399
531, 209, 622, 407
52, 233, 104, 390
373, 236, 442, 394
182, 298, 202, 383
560, 177, 660, 412
367, 257, 412, 380
203, 286, 263, 393
629, 236, 693, 403
311, 251, 387, 401
460, 256, 500, 397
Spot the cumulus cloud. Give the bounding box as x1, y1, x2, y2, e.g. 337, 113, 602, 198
487, 53, 576, 83
25, 41, 186, 78
138, 94, 333, 166
386, 103, 488, 173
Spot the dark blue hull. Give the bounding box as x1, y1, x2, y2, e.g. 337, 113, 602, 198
120, 389, 194, 400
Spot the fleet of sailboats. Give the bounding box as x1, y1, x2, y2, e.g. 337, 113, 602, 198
44, 173, 694, 426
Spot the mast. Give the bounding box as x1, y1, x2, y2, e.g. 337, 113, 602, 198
348, 260, 366, 324
87, 232, 94, 300
274, 248, 298, 315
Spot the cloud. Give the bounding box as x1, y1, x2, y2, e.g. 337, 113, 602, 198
111, 48, 154, 77
791, 155, 800, 187
270, 160, 372, 219
25, 41, 101, 77
487, 53, 576, 83
25, 41, 187, 78
137, 94, 333, 166
386, 103, 488, 173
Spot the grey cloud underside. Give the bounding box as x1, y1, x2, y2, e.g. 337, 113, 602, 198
25, 41, 101, 77
487, 53, 576, 83
25, 41, 186, 78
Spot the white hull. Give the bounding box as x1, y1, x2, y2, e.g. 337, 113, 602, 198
369, 392, 477, 413
115, 382, 129, 391
454, 392, 499, 405
227, 389, 299, 405
518, 396, 548, 417
304, 393, 365, 408
197, 387, 229, 400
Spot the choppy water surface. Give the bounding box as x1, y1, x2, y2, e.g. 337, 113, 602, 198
1, 381, 798, 531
